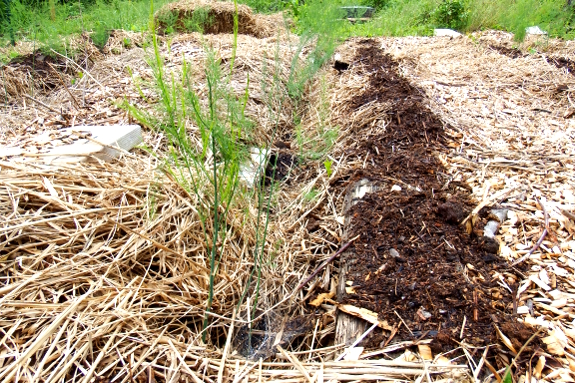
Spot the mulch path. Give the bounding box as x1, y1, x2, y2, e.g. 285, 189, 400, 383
331, 39, 536, 363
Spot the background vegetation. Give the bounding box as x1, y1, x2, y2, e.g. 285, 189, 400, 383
1, 0, 574, 55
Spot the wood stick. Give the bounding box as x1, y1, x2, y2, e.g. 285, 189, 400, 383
511, 197, 549, 266
48, 62, 81, 109
295, 237, 357, 292
22, 93, 60, 114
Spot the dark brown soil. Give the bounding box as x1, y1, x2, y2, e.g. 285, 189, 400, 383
265, 151, 296, 182
326, 40, 536, 369
551, 56, 575, 75
6, 51, 72, 91
489, 44, 575, 77
489, 44, 525, 59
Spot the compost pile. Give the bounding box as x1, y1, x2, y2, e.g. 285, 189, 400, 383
316, 34, 575, 382
332, 40, 517, 350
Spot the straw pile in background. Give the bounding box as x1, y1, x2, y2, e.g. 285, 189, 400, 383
155, 0, 287, 38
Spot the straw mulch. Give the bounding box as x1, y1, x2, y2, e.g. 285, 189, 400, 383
1, 34, 102, 100
155, 0, 287, 38
0, 146, 466, 381
0, 31, 298, 149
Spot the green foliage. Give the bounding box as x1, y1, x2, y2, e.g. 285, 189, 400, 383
360, 0, 388, 9
4, 0, 574, 54
303, 188, 319, 202
0, 0, 172, 53
342, 0, 574, 40
345, 0, 437, 37
433, 0, 468, 30
466, 0, 574, 40
323, 159, 333, 177
156, 6, 214, 34
155, 8, 178, 34
126, 7, 252, 337
236, 0, 284, 13
502, 367, 513, 383
286, 0, 347, 101
182, 6, 214, 33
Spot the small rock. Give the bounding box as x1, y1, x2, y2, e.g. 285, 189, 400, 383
389, 248, 406, 262
479, 236, 500, 254
416, 307, 432, 320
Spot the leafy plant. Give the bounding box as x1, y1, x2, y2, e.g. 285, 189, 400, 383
0, 0, 173, 53
502, 366, 513, 383
284, 0, 301, 20
323, 158, 333, 177
155, 8, 178, 34
360, 0, 388, 10
127, 0, 251, 341
433, 0, 468, 30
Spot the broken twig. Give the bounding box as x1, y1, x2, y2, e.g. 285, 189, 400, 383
22, 93, 60, 114
511, 197, 549, 266
295, 236, 358, 292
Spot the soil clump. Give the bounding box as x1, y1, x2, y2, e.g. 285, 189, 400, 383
551, 56, 575, 75
489, 44, 525, 59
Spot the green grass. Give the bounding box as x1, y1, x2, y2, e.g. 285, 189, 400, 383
349, 0, 575, 39
466, 0, 574, 40
0, 0, 171, 52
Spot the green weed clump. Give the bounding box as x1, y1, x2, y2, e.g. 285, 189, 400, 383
156, 5, 214, 34
357, 0, 574, 39
128, 28, 250, 338
0, 0, 171, 53
466, 0, 574, 40
433, 0, 468, 30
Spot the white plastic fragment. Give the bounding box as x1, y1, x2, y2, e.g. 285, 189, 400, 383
239, 147, 269, 188
526, 26, 547, 36
484, 208, 509, 238
434, 29, 463, 38
483, 221, 500, 239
